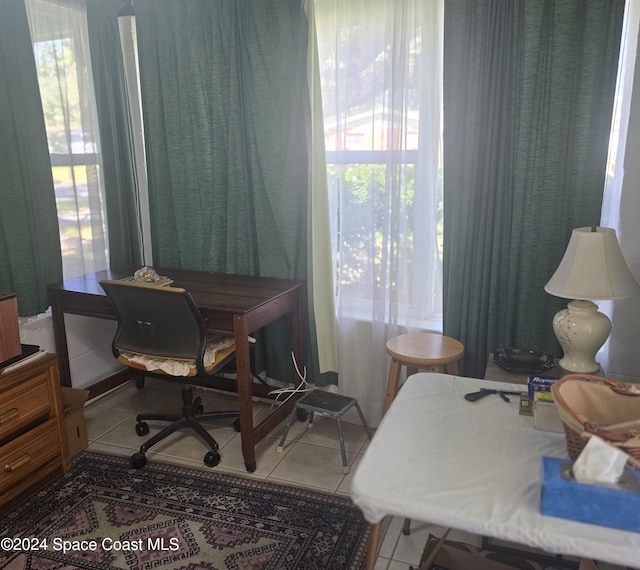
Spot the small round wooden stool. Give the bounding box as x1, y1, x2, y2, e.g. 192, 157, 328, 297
383, 332, 464, 414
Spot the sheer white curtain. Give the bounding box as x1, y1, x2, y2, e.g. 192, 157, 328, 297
25, 0, 108, 279
600, 0, 640, 377
314, 0, 443, 425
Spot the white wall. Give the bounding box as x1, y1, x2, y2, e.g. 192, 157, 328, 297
20, 312, 121, 389
607, 78, 640, 382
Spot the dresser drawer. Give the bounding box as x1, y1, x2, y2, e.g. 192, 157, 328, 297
0, 419, 62, 492
0, 373, 51, 443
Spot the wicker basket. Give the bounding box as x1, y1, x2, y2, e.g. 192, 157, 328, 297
551, 374, 640, 469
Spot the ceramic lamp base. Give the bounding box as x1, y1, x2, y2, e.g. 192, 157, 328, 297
552, 300, 610, 373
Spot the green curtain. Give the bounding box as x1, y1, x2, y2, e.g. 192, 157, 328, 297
86, 0, 144, 269
443, 0, 624, 378
0, 0, 62, 316
134, 0, 318, 383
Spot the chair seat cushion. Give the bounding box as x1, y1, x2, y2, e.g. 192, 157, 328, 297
117, 336, 236, 377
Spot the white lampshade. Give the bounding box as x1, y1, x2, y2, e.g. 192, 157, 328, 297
545, 226, 640, 373
545, 227, 640, 301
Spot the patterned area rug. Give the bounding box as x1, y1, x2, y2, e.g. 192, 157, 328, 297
0, 451, 370, 569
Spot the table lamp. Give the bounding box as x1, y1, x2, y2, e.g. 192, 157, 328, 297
544, 226, 640, 373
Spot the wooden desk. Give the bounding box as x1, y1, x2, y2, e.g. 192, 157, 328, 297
47, 267, 306, 472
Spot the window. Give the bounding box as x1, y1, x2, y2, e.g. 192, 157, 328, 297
315, 0, 443, 328
26, 0, 109, 279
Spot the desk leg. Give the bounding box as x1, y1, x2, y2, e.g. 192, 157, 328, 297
365, 522, 381, 570
232, 286, 305, 472
234, 314, 256, 472
49, 292, 72, 387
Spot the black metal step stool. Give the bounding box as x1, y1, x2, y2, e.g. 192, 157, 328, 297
277, 389, 372, 473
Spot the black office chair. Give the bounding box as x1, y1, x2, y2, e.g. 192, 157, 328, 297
99, 279, 241, 469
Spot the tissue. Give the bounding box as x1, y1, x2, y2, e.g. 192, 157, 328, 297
572, 436, 629, 485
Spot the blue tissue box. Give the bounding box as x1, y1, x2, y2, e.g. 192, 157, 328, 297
541, 456, 640, 533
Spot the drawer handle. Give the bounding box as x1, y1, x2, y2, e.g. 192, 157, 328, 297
4, 454, 31, 473
0, 408, 19, 425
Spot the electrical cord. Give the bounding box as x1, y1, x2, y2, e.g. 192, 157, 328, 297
267, 351, 314, 408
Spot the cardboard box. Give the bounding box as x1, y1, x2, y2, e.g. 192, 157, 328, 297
532, 399, 564, 433
61, 387, 90, 458
419, 533, 529, 569
541, 456, 640, 533
527, 375, 559, 399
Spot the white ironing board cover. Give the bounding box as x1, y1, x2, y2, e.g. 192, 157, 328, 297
350, 373, 640, 568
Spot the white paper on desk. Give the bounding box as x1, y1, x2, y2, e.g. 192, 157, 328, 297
573, 436, 628, 485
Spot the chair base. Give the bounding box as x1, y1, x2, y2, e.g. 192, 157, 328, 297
131, 384, 239, 469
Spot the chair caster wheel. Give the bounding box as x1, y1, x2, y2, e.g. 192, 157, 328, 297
131, 452, 147, 469
135, 422, 150, 436
233, 418, 241, 432
204, 451, 221, 467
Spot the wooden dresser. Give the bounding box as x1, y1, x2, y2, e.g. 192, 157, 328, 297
0, 354, 69, 507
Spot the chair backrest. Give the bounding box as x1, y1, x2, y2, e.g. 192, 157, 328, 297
99, 280, 207, 362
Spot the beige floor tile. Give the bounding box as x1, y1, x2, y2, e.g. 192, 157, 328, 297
186, 414, 240, 431
146, 429, 237, 465
215, 433, 291, 477
295, 415, 370, 453
90, 382, 164, 412
391, 522, 433, 566
146, 450, 231, 471
260, 407, 310, 443
387, 561, 410, 570
200, 394, 286, 425
379, 517, 403, 560
88, 440, 136, 456
337, 452, 362, 495
135, 389, 213, 414
84, 406, 133, 441
268, 440, 354, 491
113, 387, 231, 418
199, 393, 240, 413
91, 413, 150, 448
